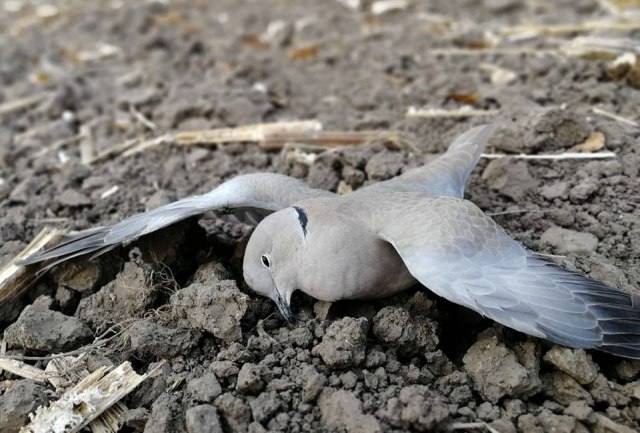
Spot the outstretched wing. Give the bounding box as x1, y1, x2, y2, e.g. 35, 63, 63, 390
357, 191, 640, 358
20, 173, 333, 268
361, 124, 497, 198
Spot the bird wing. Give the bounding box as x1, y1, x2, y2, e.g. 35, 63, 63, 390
356, 191, 640, 358
361, 124, 496, 198
20, 173, 333, 268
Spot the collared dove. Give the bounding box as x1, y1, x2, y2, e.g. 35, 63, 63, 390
20, 125, 640, 358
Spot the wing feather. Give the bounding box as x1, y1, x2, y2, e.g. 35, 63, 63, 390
20, 173, 332, 268
356, 191, 640, 358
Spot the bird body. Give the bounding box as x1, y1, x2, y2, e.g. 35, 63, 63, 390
21, 125, 640, 358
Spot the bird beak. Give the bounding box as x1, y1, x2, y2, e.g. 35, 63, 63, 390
274, 291, 294, 322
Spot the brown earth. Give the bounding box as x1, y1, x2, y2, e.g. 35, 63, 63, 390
1, 1, 640, 432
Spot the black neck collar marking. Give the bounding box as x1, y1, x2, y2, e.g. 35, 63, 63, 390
293, 206, 308, 237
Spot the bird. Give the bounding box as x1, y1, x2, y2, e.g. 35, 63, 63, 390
20, 124, 640, 358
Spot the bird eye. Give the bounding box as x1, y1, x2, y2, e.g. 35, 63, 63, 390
261, 254, 271, 268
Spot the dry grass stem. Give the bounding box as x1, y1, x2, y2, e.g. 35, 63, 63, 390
428, 47, 558, 57
592, 107, 639, 127
0, 358, 49, 383
407, 106, 499, 118
500, 20, 640, 36
0, 228, 65, 309
481, 151, 617, 160
0, 94, 48, 117
451, 422, 501, 433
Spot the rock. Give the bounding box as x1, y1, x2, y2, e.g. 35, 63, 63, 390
318, 389, 382, 433
53, 258, 120, 293
312, 317, 368, 368
171, 281, 248, 342
541, 227, 599, 255
143, 393, 186, 433
77, 262, 157, 325
209, 360, 239, 378
536, 410, 583, 433
378, 385, 452, 432
365, 151, 405, 181
615, 360, 640, 381
214, 393, 251, 433
186, 373, 223, 403
5, 305, 92, 352
482, 159, 537, 201
307, 156, 341, 191
463, 331, 542, 403
0, 380, 47, 433
592, 413, 637, 433
542, 371, 593, 406
289, 327, 313, 348
185, 405, 223, 433
489, 418, 517, 433
569, 180, 599, 204
517, 413, 543, 433
543, 347, 599, 385
236, 363, 265, 394
129, 320, 201, 359
301, 364, 327, 403
564, 400, 593, 421
121, 407, 149, 432
249, 391, 282, 424
372, 306, 438, 355
130, 362, 172, 409
58, 188, 92, 207
188, 261, 233, 285
587, 374, 616, 405
541, 181, 569, 200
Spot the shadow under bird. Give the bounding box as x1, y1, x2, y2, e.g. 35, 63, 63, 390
20, 125, 640, 358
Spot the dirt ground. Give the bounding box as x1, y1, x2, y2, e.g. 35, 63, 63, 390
1, 0, 640, 432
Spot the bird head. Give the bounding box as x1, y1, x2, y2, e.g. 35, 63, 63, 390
243, 207, 308, 321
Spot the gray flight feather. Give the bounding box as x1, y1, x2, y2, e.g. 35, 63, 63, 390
353, 191, 640, 359
19, 173, 332, 268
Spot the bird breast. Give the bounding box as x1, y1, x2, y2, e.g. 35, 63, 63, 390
297, 221, 416, 302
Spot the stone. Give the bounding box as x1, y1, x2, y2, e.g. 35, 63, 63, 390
372, 306, 438, 355
4, 305, 92, 353
186, 373, 222, 403
378, 385, 452, 432
58, 189, 91, 207
77, 262, 157, 325
209, 361, 239, 378
214, 393, 251, 433
482, 159, 537, 201
236, 363, 265, 394
249, 391, 282, 424
541, 227, 599, 255
185, 405, 223, 433
543, 347, 599, 385
569, 180, 599, 204
301, 365, 327, 403
463, 331, 542, 403
143, 393, 186, 433
312, 317, 368, 368
0, 380, 47, 433
542, 371, 593, 406
318, 389, 382, 433
129, 320, 201, 359
171, 281, 248, 342
122, 407, 149, 432
564, 400, 593, 421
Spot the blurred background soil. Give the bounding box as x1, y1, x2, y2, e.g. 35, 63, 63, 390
0, 0, 639, 432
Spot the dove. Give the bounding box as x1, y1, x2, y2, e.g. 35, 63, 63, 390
20, 125, 640, 358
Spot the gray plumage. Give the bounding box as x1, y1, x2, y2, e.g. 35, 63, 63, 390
21, 125, 640, 359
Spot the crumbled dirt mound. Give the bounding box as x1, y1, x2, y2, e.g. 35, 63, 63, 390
1, 1, 639, 432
